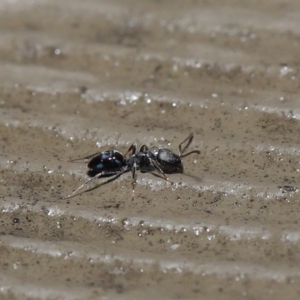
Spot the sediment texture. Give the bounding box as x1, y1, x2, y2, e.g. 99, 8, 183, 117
1, 0, 300, 299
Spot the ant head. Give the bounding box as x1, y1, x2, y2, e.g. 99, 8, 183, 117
176, 165, 184, 173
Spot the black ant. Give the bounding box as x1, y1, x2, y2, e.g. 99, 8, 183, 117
65, 133, 200, 199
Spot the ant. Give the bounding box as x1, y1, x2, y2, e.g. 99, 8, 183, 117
65, 133, 200, 199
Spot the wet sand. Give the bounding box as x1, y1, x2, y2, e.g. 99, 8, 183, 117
1, 0, 300, 299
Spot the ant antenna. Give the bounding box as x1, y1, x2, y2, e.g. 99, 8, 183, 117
178, 133, 200, 158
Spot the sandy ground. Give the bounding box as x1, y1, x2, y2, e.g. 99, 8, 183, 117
1, 0, 300, 299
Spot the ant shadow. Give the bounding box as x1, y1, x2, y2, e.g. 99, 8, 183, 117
150, 171, 202, 183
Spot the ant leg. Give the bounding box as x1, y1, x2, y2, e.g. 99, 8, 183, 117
68, 151, 102, 163
125, 144, 136, 157
65, 172, 106, 199
149, 158, 172, 183
64, 168, 128, 199
178, 133, 194, 156
139, 145, 149, 152
131, 162, 137, 198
